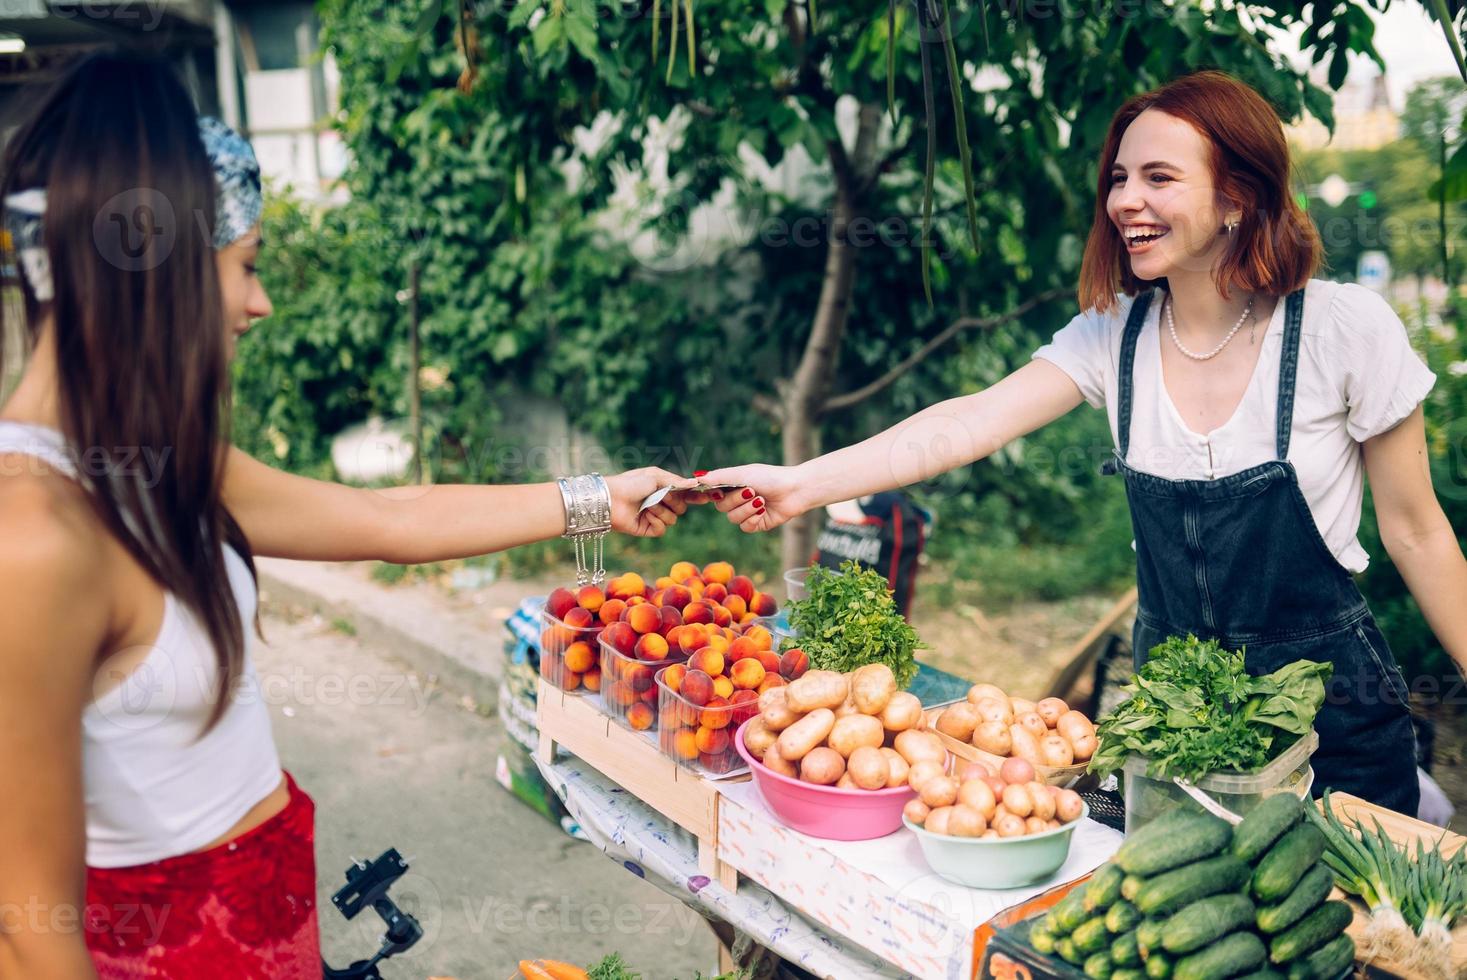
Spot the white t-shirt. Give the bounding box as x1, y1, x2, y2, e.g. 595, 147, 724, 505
1033, 279, 1436, 573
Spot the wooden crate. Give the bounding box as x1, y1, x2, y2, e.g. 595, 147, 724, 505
535, 679, 743, 892
1321, 793, 1466, 980
922, 705, 1090, 787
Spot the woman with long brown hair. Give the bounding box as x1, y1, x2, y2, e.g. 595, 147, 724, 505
0, 51, 697, 978
701, 71, 1467, 817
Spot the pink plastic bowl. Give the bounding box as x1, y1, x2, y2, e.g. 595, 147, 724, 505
733, 718, 916, 840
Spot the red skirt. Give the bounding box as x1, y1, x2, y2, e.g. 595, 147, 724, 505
85, 771, 321, 979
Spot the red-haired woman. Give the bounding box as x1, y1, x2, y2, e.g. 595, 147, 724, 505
0, 52, 697, 978
700, 71, 1467, 815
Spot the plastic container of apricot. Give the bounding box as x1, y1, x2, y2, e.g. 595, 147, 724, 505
598, 635, 687, 732
655, 667, 756, 777
538, 606, 601, 694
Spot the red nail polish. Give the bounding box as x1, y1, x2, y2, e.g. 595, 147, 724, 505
693, 470, 708, 477
754, 498, 764, 508
755, 506, 765, 514
742, 488, 754, 500
712, 492, 723, 500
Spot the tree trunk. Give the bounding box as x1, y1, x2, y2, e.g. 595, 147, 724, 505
778, 102, 882, 572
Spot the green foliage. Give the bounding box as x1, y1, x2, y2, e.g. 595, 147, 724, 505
787, 560, 923, 686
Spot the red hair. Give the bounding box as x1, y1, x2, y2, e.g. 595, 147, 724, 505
1077, 70, 1321, 313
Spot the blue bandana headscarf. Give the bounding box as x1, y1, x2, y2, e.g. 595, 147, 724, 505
3, 115, 263, 302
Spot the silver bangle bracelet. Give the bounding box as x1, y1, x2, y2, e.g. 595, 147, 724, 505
557, 473, 612, 585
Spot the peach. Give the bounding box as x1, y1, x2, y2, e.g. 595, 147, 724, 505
672, 729, 700, 760
546, 587, 578, 621
602, 622, 637, 657
722, 594, 748, 619
730, 658, 766, 690
727, 636, 760, 662
564, 606, 594, 630
695, 726, 730, 755
712, 676, 734, 700
711, 604, 733, 629
598, 598, 628, 626
658, 705, 681, 729
654, 576, 677, 591
703, 583, 729, 605
635, 633, 670, 662
562, 671, 582, 692
661, 585, 693, 611
750, 592, 779, 617
618, 572, 647, 596
650, 588, 666, 607
738, 612, 757, 625
626, 603, 661, 636
757, 674, 786, 694
683, 574, 706, 590
729, 575, 756, 603
628, 665, 655, 693
658, 605, 683, 636
689, 648, 725, 678
625, 595, 648, 606
583, 668, 602, 693
564, 641, 596, 674
682, 601, 715, 625
541, 625, 575, 653
662, 663, 688, 693
682, 669, 715, 706
669, 561, 698, 583
705, 633, 731, 656
779, 648, 810, 680
755, 650, 782, 674
627, 703, 654, 731
677, 701, 702, 727
639, 685, 657, 705
744, 625, 774, 652
575, 585, 605, 614
730, 689, 760, 723
677, 623, 708, 656
611, 680, 636, 706
701, 696, 733, 729
703, 561, 734, 585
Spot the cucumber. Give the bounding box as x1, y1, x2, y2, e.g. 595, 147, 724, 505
1031, 927, 1058, 956
1059, 937, 1084, 965
1234, 971, 1287, 980
1162, 894, 1257, 954
1086, 951, 1115, 980
1268, 901, 1353, 964
1075, 916, 1114, 955
1145, 953, 1173, 980
1113, 810, 1204, 871
1113, 932, 1142, 967
1232, 795, 1304, 864
1256, 866, 1334, 935
1108, 901, 1144, 934
1089, 864, 1128, 912
1040, 910, 1065, 937
1136, 856, 1252, 916
1137, 918, 1166, 954
1173, 932, 1267, 980
1251, 826, 1328, 904
1284, 934, 1354, 980
1056, 884, 1095, 932
1117, 813, 1234, 877
1115, 970, 1149, 980
1123, 875, 1146, 901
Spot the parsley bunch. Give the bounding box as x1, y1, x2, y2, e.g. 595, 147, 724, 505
785, 561, 922, 689
1088, 634, 1332, 783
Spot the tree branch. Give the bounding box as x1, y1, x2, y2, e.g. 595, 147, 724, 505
752, 391, 783, 421
819, 287, 1070, 415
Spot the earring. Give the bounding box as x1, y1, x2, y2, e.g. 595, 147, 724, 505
1225, 220, 1238, 234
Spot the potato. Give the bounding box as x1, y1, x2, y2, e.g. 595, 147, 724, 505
828, 714, 884, 758
959, 761, 994, 781
920, 775, 959, 808
925, 806, 954, 835
957, 778, 997, 819
894, 729, 947, 767
800, 746, 846, 785
972, 721, 1012, 757
1046, 819, 1061, 831
935, 702, 981, 742
949, 804, 987, 837
847, 746, 890, 790
879, 692, 923, 732
763, 742, 799, 778
836, 772, 858, 790
966, 683, 1008, 707
1025, 816, 1050, 835
982, 829, 1000, 839
833, 694, 862, 718
758, 688, 801, 732
903, 798, 931, 825
879, 748, 910, 789
982, 774, 1007, 798
975, 697, 1014, 727
1029, 783, 1056, 821
786, 672, 849, 713
1069, 732, 1098, 762
1037, 733, 1075, 768
1015, 711, 1048, 740
1009, 697, 1037, 719
1002, 782, 1035, 818
1000, 757, 1037, 784
1036, 697, 1069, 728
996, 813, 1027, 837
743, 717, 778, 757
776, 708, 836, 761
1008, 724, 1041, 764
1056, 709, 1095, 743
851, 663, 897, 715
906, 759, 946, 792
1056, 789, 1085, 823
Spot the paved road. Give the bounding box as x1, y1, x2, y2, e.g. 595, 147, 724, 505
254, 599, 718, 979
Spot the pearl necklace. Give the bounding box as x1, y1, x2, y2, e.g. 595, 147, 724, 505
1166, 294, 1254, 361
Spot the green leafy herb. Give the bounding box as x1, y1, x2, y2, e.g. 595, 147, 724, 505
1088, 634, 1332, 782
588, 953, 642, 980
785, 561, 923, 689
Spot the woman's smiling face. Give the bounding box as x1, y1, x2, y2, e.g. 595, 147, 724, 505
1106, 108, 1237, 282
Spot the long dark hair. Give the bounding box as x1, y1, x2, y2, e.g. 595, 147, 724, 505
0, 50, 257, 735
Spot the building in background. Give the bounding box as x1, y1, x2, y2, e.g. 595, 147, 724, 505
1286, 72, 1401, 152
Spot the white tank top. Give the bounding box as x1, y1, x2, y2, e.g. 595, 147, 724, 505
0, 421, 283, 868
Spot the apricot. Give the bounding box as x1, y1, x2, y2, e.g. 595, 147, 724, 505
705, 633, 731, 656
689, 648, 725, 678
703, 583, 728, 605
711, 604, 733, 629
662, 585, 693, 612
661, 663, 688, 694
702, 561, 734, 585
682, 601, 715, 625
658, 706, 681, 729
563, 606, 594, 630
700, 696, 733, 729
540, 651, 563, 680
602, 622, 637, 657
712, 676, 734, 700
541, 625, 575, 653
669, 561, 699, 583
695, 726, 730, 755
729, 575, 756, 603
617, 572, 647, 597
757, 674, 786, 694
575, 585, 605, 614
730, 659, 766, 690
639, 685, 657, 705
672, 729, 700, 760
598, 598, 628, 626
562, 671, 582, 692
677, 623, 708, 656
627, 703, 654, 731
635, 633, 669, 662
744, 625, 774, 652
654, 576, 677, 591
738, 612, 757, 626
730, 689, 760, 724
779, 648, 810, 680
583, 668, 602, 693
564, 641, 596, 674
546, 587, 578, 621
625, 595, 648, 607
755, 650, 781, 675
681, 669, 714, 706
628, 665, 655, 693
658, 605, 683, 636
626, 603, 661, 636
722, 594, 748, 620
611, 680, 636, 706
749, 592, 778, 617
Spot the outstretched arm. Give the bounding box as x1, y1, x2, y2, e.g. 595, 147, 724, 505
702, 359, 1086, 530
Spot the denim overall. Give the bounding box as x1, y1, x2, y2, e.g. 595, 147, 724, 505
1103, 288, 1419, 814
